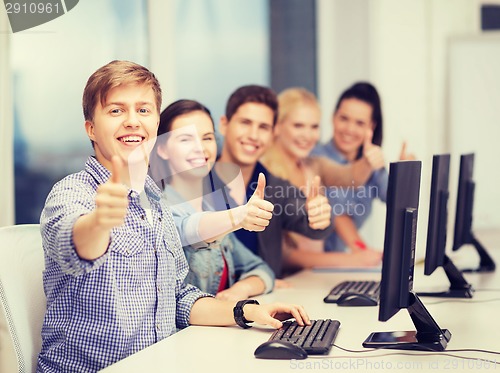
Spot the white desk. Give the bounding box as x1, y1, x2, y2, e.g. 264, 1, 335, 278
100, 231, 500, 373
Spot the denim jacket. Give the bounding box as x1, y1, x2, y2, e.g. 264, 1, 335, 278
162, 185, 274, 295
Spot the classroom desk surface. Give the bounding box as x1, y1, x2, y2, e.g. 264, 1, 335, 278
100, 231, 500, 372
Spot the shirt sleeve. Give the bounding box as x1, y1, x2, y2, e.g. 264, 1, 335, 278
164, 206, 214, 329
40, 178, 111, 276
168, 204, 216, 248
371, 168, 389, 203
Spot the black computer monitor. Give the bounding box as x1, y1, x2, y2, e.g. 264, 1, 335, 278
418, 154, 474, 298
363, 161, 451, 351
452, 153, 495, 272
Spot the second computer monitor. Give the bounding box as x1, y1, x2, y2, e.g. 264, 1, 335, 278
452, 153, 495, 272
424, 154, 450, 275
419, 154, 474, 298
363, 160, 451, 351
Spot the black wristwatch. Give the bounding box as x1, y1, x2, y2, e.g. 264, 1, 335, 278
233, 299, 260, 329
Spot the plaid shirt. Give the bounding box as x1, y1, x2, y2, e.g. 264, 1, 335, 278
37, 156, 210, 372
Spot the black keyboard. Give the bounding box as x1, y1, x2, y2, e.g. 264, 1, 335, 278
323, 280, 380, 305
268, 319, 340, 355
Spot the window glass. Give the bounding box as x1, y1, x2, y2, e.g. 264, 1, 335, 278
173, 0, 270, 124
12, 0, 148, 223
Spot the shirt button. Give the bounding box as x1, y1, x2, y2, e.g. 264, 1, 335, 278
158, 217, 162, 222
141, 215, 145, 220
156, 323, 160, 331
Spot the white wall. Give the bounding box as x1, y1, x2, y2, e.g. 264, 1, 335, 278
0, 8, 14, 227
448, 34, 500, 230
147, 0, 177, 112
0, 8, 17, 372
317, 0, 371, 142
317, 0, 483, 255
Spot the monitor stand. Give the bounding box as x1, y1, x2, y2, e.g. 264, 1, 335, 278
363, 293, 451, 351
418, 255, 474, 298
461, 233, 496, 273
457, 181, 495, 273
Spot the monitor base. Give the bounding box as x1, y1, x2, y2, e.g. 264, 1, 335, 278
459, 234, 496, 273
418, 286, 474, 298
461, 264, 496, 273
421, 255, 475, 298
363, 329, 451, 351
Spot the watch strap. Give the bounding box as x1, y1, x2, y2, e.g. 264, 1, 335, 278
233, 299, 259, 329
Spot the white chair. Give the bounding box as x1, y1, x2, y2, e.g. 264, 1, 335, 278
0, 224, 46, 373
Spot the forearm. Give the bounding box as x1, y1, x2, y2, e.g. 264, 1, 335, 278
189, 297, 237, 326
231, 276, 266, 297
73, 213, 110, 260
198, 206, 244, 243
350, 157, 374, 186
317, 157, 353, 187
317, 156, 372, 187
284, 247, 377, 269
283, 248, 356, 269
190, 297, 310, 329
334, 215, 364, 250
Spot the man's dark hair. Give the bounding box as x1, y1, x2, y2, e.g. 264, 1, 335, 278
225, 85, 278, 125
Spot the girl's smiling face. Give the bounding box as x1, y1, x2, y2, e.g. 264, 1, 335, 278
156, 110, 217, 180
333, 98, 375, 160
274, 103, 321, 160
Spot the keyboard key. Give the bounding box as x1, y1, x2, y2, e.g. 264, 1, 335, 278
268, 319, 340, 355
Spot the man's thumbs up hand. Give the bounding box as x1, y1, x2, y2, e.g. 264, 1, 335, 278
93, 156, 129, 231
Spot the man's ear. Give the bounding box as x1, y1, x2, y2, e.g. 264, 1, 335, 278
219, 115, 228, 136
156, 143, 169, 160
84, 121, 95, 142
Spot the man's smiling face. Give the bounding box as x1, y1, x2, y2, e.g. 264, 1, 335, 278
219, 102, 274, 167
85, 83, 159, 171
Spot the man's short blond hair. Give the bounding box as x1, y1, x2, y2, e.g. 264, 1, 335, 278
82, 60, 162, 122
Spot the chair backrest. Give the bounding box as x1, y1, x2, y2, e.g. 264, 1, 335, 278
0, 224, 46, 373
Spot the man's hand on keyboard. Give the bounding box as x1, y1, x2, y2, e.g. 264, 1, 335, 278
244, 302, 311, 329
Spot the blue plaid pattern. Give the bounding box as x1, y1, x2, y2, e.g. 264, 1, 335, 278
37, 156, 210, 372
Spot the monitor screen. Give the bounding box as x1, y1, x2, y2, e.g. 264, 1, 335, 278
424, 154, 450, 276
418, 154, 474, 298
378, 161, 421, 322
450, 153, 495, 272
452, 153, 474, 252
363, 160, 451, 351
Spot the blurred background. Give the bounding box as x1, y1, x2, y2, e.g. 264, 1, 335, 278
1, 0, 500, 255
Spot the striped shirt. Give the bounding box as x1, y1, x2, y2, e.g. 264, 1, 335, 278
37, 156, 210, 372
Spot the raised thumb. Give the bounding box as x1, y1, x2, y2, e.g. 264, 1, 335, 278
110, 155, 123, 184
307, 175, 320, 200
253, 172, 266, 199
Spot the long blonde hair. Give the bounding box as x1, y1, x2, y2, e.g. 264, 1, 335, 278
277, 87, 320, 125
262, 87, 320, 180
